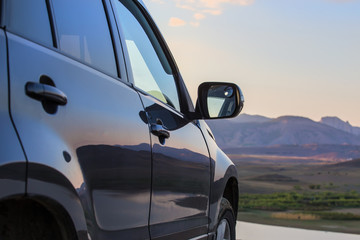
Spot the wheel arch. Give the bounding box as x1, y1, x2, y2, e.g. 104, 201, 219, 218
26, 162, 91, 240
0, 195, 87, 240
223, 176, 239, 219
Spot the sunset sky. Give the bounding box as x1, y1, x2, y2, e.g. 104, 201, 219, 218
143, 0, 360, 126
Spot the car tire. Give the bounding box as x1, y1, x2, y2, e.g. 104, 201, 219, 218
216, 197, 236, 240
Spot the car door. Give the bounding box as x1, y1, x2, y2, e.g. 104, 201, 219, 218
6, 0, 151, 238
111, 0, 211, 238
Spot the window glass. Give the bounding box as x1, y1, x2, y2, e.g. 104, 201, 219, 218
6, 0, 53, 46
52, 0, 117, 75
112, 0, 181, 111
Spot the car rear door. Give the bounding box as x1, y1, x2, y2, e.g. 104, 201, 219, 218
5, 0, 151, 238
111, 0, 211, 238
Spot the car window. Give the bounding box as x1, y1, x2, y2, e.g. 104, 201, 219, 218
51, 0, 117, 76
112, 0, 181, 111
5, 0, 53, 46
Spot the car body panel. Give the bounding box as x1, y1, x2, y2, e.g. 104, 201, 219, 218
197, 120, 239, 234
139, 93, 211, 239
7, 32, 152, 239
0, 29, 26, 200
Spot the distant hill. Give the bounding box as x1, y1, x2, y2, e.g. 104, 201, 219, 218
331, 158, 360, 168
321, 116, 360, 136
225, 144, 360, 161
206, 114, 360, 148
227, 114, 272, 123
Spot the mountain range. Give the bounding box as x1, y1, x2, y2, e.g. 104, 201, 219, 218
320, 116, 360, 136
206, 114, 360, 149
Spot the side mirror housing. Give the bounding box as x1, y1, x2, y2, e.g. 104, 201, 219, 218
195, 82, 244, 119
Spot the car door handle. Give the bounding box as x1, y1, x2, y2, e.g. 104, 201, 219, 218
25, 82, 67, 105
151, 124, 170, 139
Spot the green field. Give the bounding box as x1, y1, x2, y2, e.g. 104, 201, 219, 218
238, 209, 360, 234
231, 154, 360, 234
240, 191, 360, 211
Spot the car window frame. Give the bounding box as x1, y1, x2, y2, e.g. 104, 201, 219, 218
2, 0, 55, 49
45, 0, 128, 83
109, 0, 194, 116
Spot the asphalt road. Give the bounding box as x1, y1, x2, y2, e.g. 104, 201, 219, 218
236, 221, 360, 240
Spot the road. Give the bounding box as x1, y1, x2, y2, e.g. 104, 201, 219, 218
236, 221, 360, 240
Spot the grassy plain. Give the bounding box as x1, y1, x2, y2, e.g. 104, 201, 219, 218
238, 209, 360, 234
230, 153, 360, 234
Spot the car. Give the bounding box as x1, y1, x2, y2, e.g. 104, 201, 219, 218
0, 0, 244, 239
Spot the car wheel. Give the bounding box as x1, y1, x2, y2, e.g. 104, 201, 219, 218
216, 198, 236, 240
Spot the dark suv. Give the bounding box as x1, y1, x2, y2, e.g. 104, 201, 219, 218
0, 0, 244, 239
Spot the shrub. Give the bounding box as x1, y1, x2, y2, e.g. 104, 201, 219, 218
239, 191, 360, 211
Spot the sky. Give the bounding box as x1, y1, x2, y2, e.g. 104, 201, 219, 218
143, 0, 360, 126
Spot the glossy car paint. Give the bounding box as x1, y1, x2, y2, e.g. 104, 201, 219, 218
0, 0, 240, 239
198, 121, 239, 234
0, 30, 27, 200
139, 93, 211, 239
7, 29, 153, 238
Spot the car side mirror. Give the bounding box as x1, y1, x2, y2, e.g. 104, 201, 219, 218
195, 82, 244, 119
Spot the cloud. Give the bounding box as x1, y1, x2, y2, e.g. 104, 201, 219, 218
199, 0, 255, 8
168, 17, 187, 27
194, 13, 206, 20
229, 0, 255, 6
156, 0, 254, 28
175, 0, 254, 15
150, 0, 165, 3
202, 9, 223, 15
176, 3, 196, 11
190, 22, 201, 27
326, 0, 356, 2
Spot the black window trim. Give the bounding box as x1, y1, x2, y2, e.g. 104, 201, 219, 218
0, 0, 3, 28
101, 0, 122, 79
104, 0, 130, 84
108, 0, 135, 87
45, 0, 57, 48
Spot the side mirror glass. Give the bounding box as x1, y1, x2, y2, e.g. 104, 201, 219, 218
196, 82, 244, 119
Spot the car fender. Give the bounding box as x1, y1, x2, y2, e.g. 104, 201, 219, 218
198, 120, 239, 233
26, 162, 90, 240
